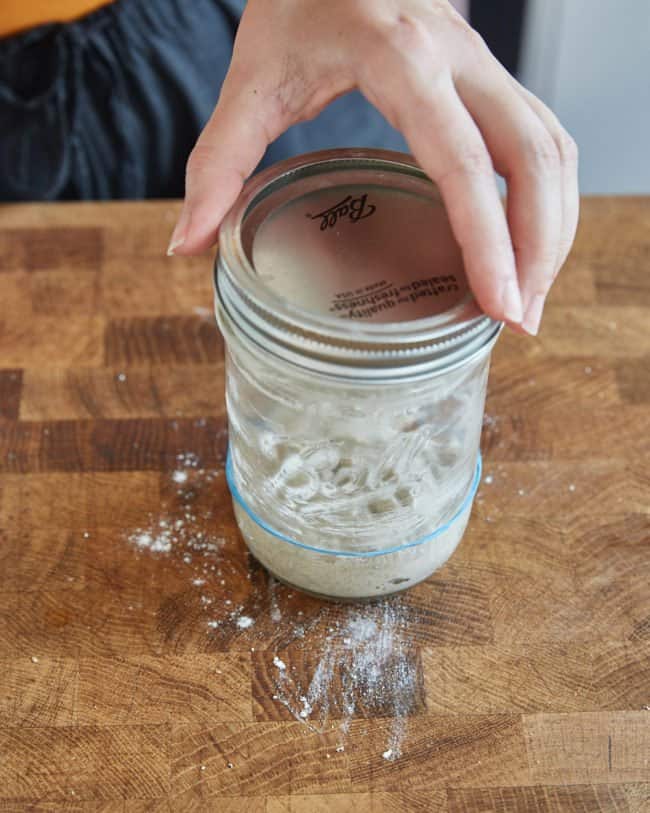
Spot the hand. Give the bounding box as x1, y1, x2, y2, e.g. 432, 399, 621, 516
168, 0, 579, 335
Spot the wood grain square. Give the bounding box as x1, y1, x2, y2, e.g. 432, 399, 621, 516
82, 533, 205, 609
593, 245, 650, 308
459, 516, 573, 588
616, 359, 650, 404
446, 784, 631, 813
571, 515, 649, 586
39, 418, 213, 473
0, 315, 105, 368
0, 657, 77, 727
266, 795, 373, 813
0, 230, 27, 272
400, 577, 494, 646
102, 257, 213, 318
266, 791, 447, 812
568, 516, 650, 646
0, 200, 177, 230
0, 417, 226, 473
103, 219, 178, 260
546, 253, 598, 305
422, 643, 598, 714
0, 472, 161, 534
0, 527, 85, 594
128, 795, 267, 813
0, 370, 22, 420
0, 272, 32, 317
487, 565, 646, 649
0, 584, 189, 660
524, 711, 650, 784
0, 802, 101, 810
0, 804, 115, 812
486, 352, 622, 415
104, 316, 222, 367
75, 654, 252, 725
591, 640, 650, 712
74, 531, 256, 659
20, 365, 224, 421
480, 404, 650, 462
30, 271, 102, 316
469, 461, 649, 534
101, 205, 182, 257
630, 617, 650, 643
0, 421, 42, 472
0, 590, 104, 658
568, 197, 650, 308
624, 784, 650, 813
346, 715, 529, 791
21, 227, 103, 272
534, 307, 650, 358
0, 725, 170, 801
171, 722, 351, 796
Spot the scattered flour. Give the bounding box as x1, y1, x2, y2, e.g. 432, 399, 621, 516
269, 600, 415, 760
131, 530, 172, 554
268, 577, 282, 623
193, 306, 213, 320
126, 446, 417, 761
176, 451, 200, 469
482, 413, 499, 430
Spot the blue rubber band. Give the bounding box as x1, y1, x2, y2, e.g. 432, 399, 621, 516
226, 447, 482, 559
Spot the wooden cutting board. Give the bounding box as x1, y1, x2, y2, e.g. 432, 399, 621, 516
0, 199, 648, 811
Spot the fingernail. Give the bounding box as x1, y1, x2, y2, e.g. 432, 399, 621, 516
166, 235, 185, 256
523, 293, 545, 336
167, 205, 190, 256
501, 278, 524, 324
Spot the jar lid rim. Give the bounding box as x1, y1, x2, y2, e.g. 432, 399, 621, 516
216, 148, 501, 376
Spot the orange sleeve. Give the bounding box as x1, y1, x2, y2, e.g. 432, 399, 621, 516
1, 0, 114, 39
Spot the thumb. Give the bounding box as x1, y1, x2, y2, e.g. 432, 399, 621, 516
167, 92, 278, 256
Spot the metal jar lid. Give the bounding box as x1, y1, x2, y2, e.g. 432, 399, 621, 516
215, 148, 501, 381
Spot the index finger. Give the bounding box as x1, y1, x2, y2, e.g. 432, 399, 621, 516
169, 87, 282, 256
371, 72, 523, 325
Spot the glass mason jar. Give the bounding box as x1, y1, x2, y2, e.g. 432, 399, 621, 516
215, 149, 501, 601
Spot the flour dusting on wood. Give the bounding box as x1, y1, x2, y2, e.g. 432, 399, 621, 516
269, 600, 417, 759
124, 446, 423, 761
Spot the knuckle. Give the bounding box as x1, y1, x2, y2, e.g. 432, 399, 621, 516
463, 25, 489, 55
448, 148, 494, 180
526, 240, 560, 277
556, 129, 579, 167
556, 235, 575, 268
371, 12, 431, 58
185, 144, 213, 178
451, 19, 492, 66
523, 130, 561, 174
537, 248, 560, 271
